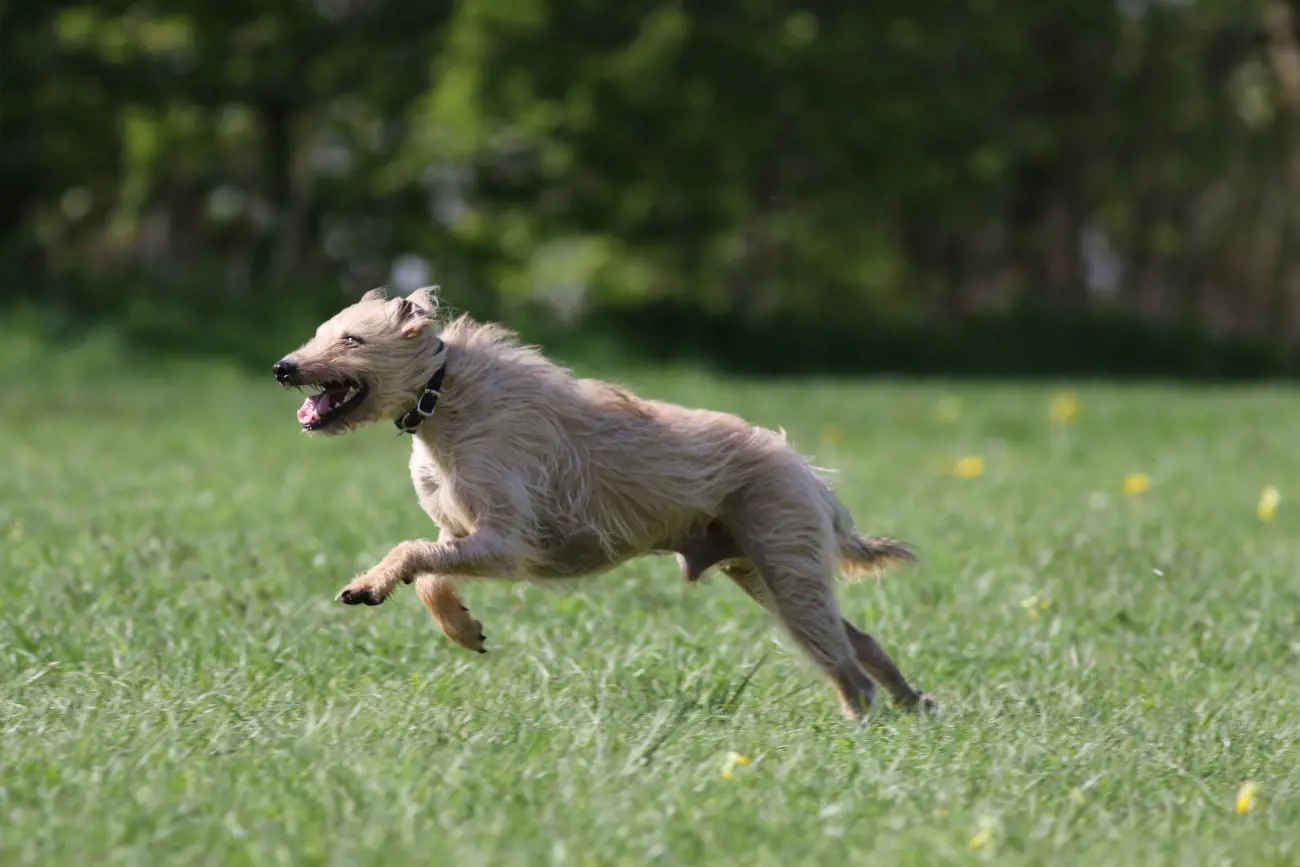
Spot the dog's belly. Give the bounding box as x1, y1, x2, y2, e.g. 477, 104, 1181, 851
526, 530, 637, 579
525, 520, 725, 580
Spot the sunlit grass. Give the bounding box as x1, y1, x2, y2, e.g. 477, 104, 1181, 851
2, 331, 1298, 865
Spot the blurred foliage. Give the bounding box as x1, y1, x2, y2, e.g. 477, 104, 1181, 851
6, 0, 1300, 371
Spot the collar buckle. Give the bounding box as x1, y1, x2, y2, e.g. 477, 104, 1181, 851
394, 341, 448, 435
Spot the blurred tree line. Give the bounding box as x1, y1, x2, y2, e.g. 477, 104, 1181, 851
6, 0, 1300, 373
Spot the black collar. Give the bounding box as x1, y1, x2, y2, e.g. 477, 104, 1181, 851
394, 341, 448, 435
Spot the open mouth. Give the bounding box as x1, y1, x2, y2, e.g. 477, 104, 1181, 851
296, 379, 369, 431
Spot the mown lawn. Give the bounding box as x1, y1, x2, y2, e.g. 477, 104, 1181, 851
2, 329, 1298, 866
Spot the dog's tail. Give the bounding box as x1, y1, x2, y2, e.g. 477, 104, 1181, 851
837, 533, 917, 578
816, 473, 917, 579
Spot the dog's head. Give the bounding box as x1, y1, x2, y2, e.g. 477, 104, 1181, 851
273, 287, 444, 435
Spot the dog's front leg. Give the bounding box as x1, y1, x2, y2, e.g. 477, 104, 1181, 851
336, 529, 526, 606
414, 575, 487, 653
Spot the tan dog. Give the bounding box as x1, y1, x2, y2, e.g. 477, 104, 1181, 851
273, 287, 935, 719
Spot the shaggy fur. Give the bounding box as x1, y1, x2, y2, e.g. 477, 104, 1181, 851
274, 288, 935, 719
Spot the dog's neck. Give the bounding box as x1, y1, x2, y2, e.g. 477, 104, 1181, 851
393, 338, 449, 435
400, 316, 572, 468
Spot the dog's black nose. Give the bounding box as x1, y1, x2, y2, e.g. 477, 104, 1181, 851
273, 360, 297, 383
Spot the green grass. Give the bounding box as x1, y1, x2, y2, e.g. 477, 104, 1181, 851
2, 328, 1298, 866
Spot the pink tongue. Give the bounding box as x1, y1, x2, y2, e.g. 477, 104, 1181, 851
297, 393, 333, 425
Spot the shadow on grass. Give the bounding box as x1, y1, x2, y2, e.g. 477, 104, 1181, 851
6, 276, 1296, 381
578, 300, 1297, 381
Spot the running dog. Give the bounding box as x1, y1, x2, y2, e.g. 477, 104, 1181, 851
272, 288, 936, 718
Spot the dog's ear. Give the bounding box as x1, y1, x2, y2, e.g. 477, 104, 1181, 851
396, 286, 439, 338
408, 286, 440, 317
362, 287, 389, 303
394, 297, 428, 339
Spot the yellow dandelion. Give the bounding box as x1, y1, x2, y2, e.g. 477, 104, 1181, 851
968, 817, 997, 850
1020, 595, 1050, 619
821, 423, 843, 446
1236, 780, 1260, 814
952, 456, 986, 479
1049, 391, 1080, 426
936, 398, 963, 423
1122, 473, 1151, 496
1258, 486, 1280, 523
721, 751, 751, 781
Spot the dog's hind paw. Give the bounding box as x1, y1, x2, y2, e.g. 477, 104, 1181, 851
915, 693, 942, 715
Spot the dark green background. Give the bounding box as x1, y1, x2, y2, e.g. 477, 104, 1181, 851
6, 0, 1300, 376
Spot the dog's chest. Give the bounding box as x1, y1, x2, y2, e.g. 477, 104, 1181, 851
408, 440, 474, 535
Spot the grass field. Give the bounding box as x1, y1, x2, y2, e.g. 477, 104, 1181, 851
3, 328, 1299, 866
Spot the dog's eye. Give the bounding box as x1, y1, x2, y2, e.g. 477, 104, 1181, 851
342, 335, 365, 347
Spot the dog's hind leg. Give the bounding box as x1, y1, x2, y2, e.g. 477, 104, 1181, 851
840, 620, 936, 711
772, 572, 877, 719
722, 556, 883, 717
721, 506, 877, 719
725, 561, 931, 710
694, 522, 934, 713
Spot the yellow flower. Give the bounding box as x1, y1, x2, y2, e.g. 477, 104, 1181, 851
968, 817, 997, 850
1122, 473, 1151, 496
1049, 391, 1080, 426
1068, 787, 1086, 806
821, 423, 843, 446
1020, 595, 1050, 619
1236, 780, 1260, 814
952, 456, 986, 479
1258, 486, 1280, 523
721, 751, 751, 780
936, 398, 963, 423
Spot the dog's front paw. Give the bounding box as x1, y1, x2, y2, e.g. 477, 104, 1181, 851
413, 577, 487, 653
439, 603, 487, 654
335, 577, 391, 606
